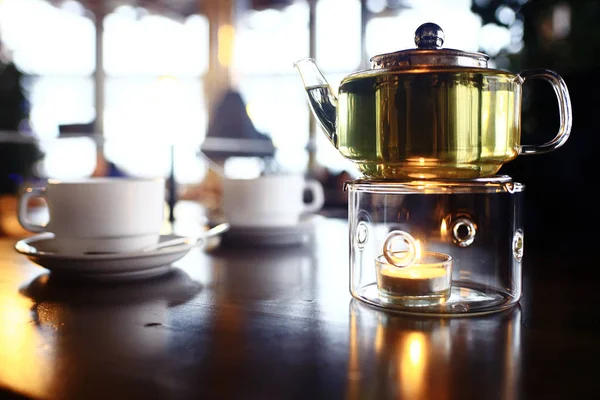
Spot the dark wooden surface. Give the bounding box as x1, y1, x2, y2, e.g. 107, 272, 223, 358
0, 215, 599, 400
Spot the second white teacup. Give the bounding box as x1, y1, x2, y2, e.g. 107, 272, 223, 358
222, 174, 325, 228
18, 177, 166, 254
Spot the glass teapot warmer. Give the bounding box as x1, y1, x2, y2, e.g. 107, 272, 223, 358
346, 176, 524, 316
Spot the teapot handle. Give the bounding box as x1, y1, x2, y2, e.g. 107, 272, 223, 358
518, 69, 572, 155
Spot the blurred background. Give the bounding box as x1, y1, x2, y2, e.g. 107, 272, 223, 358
0, 0, 597, 253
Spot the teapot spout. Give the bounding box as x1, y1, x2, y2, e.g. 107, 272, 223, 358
294, 58, 338, 147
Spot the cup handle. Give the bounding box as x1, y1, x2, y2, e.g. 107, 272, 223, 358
303, 179, 325, 215
518, 69, 573, 155
17, 186, 47, 233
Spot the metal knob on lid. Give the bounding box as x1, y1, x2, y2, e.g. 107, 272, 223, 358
370, 22, 489, 69
415, 22, 445, 49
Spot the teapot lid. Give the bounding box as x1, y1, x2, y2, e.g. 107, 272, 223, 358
370, 22, 489, 69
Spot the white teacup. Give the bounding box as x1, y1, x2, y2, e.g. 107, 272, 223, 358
17, 177, 165, 254
222, 174, 325, 228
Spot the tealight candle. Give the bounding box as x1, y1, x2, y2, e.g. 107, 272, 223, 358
376, 251, 453, 303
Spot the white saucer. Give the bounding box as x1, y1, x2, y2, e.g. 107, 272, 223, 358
222, 214, 321, 246
14, 233, 197, 282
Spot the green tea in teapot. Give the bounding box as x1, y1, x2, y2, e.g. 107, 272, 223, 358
333, 68, 520, 179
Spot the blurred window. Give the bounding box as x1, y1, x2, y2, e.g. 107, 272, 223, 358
313, 0, 362, 174
0, 0, 95, 137
233, 2, 312, 174
0, 1, 209, 183
102, 7, 209, 183
234, 0, 361, 174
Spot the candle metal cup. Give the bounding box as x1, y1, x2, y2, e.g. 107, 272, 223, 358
376, 251, 453, 306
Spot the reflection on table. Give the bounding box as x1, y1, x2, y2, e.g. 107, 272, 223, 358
0, 216, 598, 399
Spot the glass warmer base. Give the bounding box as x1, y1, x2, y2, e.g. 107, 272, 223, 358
354, 281, 519, 317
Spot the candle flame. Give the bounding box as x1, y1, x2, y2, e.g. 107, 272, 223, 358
415, 240, 422, 262
440, 219, 447, 237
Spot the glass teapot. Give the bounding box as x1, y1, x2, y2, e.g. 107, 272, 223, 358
295, 22, 572, 180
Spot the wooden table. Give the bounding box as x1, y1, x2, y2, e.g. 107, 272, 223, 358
0, 215, 599, 400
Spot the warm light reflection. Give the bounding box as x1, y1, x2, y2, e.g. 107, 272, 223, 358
0, 284, 54, 398
415, 240, 422, 261
158, 74, 178, 86
460, 287, 471, 297
348, 311, 358, 372
218, 24, 235, 67
374, 320, 384, 354
246, 102, 256, 124
347, 308, 360, 400
399, 331, 427, 399
345, 305, 519, 400
440, 219, 447, 237
408, 333, 424, 364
